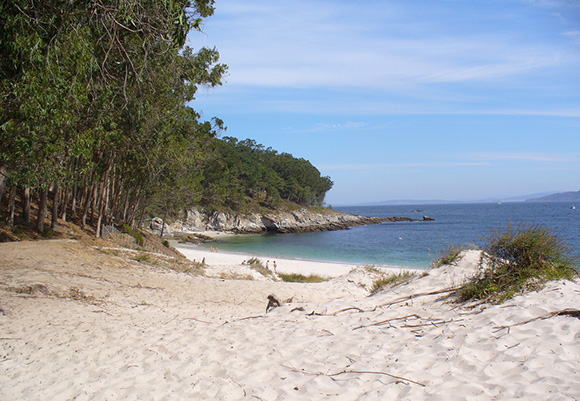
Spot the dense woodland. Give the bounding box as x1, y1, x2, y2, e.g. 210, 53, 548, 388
0, 0, 333, 236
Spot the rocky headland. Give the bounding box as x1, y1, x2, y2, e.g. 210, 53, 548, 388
150, 207, 434, 237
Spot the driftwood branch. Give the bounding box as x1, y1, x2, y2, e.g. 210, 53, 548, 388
494, 308, 580, 332
316, 287, 461, 317
353, 314, 421, 331
282, 364, 426, 387
377, 286, 462, 308
222, 315, 265, 325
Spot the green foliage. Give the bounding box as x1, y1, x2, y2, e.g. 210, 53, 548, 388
122, 224, 144, 247
278, 273, 328, 283
370, 272, 417, 295
0, 0, 334, 234
459, 224, 578, 304
0, 0, 227, 233
199, 137, 333, 211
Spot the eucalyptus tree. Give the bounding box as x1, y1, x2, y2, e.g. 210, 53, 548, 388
0, 0, 226, 235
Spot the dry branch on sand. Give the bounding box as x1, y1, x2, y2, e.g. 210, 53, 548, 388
281, 364, 426, 387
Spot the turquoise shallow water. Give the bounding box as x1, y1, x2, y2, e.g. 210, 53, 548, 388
207, 202, 580, 270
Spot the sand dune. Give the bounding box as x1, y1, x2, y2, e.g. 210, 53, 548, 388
1, 239, 579, 400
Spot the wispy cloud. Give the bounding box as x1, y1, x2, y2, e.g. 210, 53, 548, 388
193, 0, 580, 117
472, 152, 573, 163
319, 162, 490, 172
201, 1, 575, 90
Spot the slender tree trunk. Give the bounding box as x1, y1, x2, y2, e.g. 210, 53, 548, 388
96, 163, 113, 238
0, 174, 6, 215
122, 195, 130, 224
96, 184, 107, 237
61, 188, 69, 221
71, 184, 77, 217
23, 187, 31, 223
160, 208, 168, 238
90, 183, 98, 225
7, 186, 17, 226
81, 183, 95, 229
51, 184, 59, 230
36, 187, 48, 232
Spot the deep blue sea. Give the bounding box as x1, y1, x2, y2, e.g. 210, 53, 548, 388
209, 202, 580, 270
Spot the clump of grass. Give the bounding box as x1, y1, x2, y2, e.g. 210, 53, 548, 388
362, 265, 382, 274
246, 257, 274, 278
278, 273, 328, 283
134, 253, 152, 263
370, 271, 416, 295
459, 224, 578, 304
434, 244, 466, 268
220, 272, 254, 280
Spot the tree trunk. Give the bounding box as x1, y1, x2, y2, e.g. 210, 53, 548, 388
51, 184, 59, 230
160, 208, 168, 238
0, 173, 6, 215
7, 186, 17, 226
36, 187, 48, 232
89, 184, 98, 225
61, 188, 70, 221
96, 163, 113, 238
81, 183, 95, 229
23, 187, 31, 223
71, 184, 77, 217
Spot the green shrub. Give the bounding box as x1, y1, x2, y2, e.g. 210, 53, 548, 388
459, 224, 578, 304
122, 224, 144, 246
434, 244, 465, 268
278, 273, 328, 283
370, 271, 416, 295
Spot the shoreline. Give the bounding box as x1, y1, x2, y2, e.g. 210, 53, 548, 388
172, 229, 431, 271
173, 241, 418, 279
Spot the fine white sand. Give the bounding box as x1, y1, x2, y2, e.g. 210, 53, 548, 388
1, 239, 579, 400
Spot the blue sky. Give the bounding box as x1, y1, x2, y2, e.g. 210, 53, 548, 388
189, 0, 580, 205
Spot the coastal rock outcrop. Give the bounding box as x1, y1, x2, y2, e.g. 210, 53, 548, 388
150, 207, 432, 237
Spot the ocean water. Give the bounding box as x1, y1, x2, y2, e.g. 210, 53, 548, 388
208, 202, 580, 270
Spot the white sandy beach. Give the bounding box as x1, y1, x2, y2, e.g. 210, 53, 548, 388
1, 239, 579, 400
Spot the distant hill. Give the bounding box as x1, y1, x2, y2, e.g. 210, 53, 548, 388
526, 190, 580, 202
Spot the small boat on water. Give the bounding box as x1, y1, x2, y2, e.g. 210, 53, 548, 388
571, 205, 576, 210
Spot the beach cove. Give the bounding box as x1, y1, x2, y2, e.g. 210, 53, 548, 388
1, 239, 579, 400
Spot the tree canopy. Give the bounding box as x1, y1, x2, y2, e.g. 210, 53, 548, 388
0, 0, 334, 235
198, 137, 333, 211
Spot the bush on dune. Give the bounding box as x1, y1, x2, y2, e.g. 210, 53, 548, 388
459, 224, 578, 304
278, 273, 328, 283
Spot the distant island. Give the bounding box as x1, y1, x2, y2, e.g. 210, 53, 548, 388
526, 190, 580, 203
345, 190, 580, 206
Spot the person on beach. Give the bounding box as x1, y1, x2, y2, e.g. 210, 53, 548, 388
273, 261, 277, 273
266, 260, 270, 270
